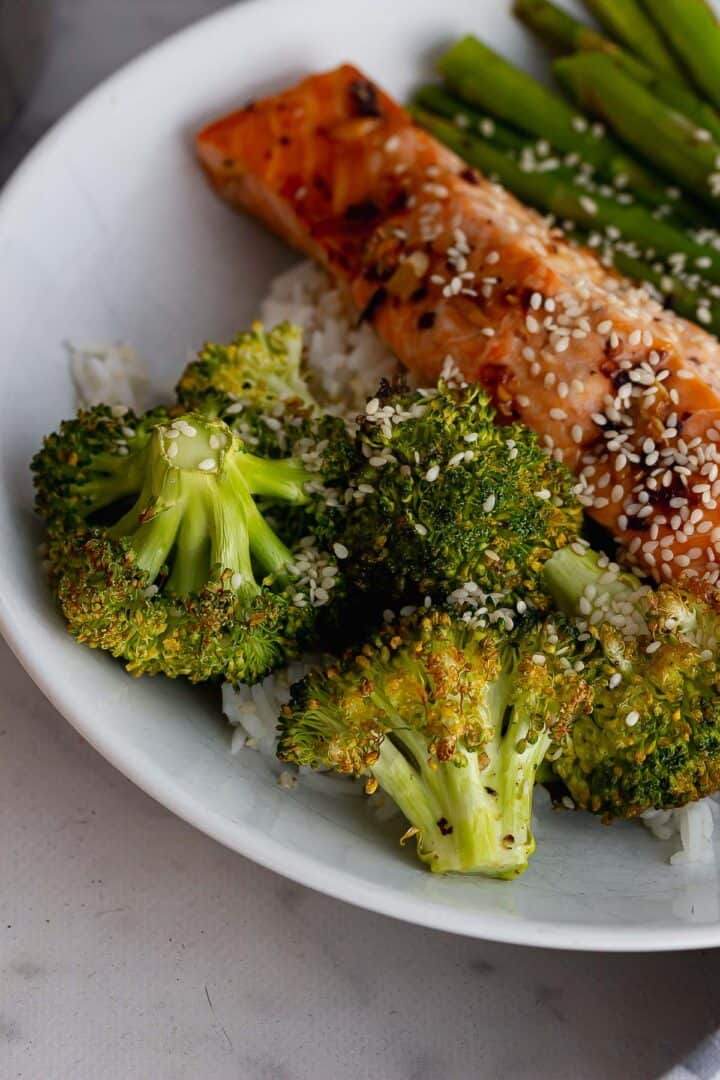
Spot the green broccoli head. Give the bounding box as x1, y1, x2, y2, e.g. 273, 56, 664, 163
338, 379, 582, 607
543, 545, 720, 817
279, 606, 590, 877
175, 321, 356, 545
177, 321, 313, 418
32, 405, 345, 684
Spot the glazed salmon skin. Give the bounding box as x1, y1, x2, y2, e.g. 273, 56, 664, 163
197, 64, 720, 595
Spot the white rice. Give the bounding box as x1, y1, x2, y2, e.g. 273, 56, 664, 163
260, 260, 400, 417
68, 258, 717, 863
642, 802, 718, 865
68, 340, 153, 412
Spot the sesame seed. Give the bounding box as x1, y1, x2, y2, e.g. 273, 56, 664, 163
425, 465, 440, 482
608, 673, 622, 689
626, 711, 640, 727
526, 315, 540, 333
646, 641, 662, 654
532, 653, 547, 665
483, 494, 496, 512
333, 543, 349, 559
549, 408, 567, 420
111, 404, 129, 418
198, 458, 216, 471
629, 329, 642, 346
414, 523, 428, 536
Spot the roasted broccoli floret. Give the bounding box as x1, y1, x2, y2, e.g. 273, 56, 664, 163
338, 379, 582, 607
279, 606, 589, 877
32, 405, 346, 684
177, 321, 314, 418
176, 322, 356, 545
542, 544, 720, 818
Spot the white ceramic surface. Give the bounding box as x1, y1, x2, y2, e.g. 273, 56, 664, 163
2, 0, 720, 952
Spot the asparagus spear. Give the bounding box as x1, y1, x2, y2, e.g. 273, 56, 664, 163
605, 248, 720, 335
514, 0, 720, 142
564, 233, 720, 334
514, 0, 619, 57
581, 0, 685, 79
415, 85, 699, 228
414, 85, 528, 152
437, 37, 687, 213
412, 107, 720, 285
642, 0, 720, 111
555, 52, 720, 211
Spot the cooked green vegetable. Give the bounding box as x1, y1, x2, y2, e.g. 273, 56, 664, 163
279, 606, 589, 877
554, 52, 720, 211
338, 379, 582, 608
176, 321, 355, 544
436, 35, 685, 212
177, 320, 314, 417
642, 0, 720, 111
32, 406, 347, 684
515, 0, 720, 142
581, 0, 684, 79
543, 545, 720, 818
414, 84, 528, 152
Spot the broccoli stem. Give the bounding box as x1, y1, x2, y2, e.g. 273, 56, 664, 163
165, 503, 212, 597
98, 417, 310, 597
541, 545, 640, 616
240, 453, 311, 503
368, 677, 542, 878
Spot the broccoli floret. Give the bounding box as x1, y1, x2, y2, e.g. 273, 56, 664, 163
278, 607, 589, 877
542, 545, 720, 818
176, 322, 356, 546
338, 379, 582, 607
32, 405, 345, 684
177, 321, 314, 418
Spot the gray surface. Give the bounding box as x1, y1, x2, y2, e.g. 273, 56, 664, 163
2, 3, 720, 1078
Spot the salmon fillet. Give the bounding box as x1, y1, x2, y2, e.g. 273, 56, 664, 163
197, 64, 720, 594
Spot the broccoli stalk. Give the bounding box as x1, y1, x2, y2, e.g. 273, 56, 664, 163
279, 609, 588, 877
102, 415, 308, 598
368, 693, 557, 878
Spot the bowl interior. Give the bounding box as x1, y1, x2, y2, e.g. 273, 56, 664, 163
1, 0, 719, 950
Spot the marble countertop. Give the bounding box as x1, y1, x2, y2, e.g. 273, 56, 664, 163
3, 4, 720, 1078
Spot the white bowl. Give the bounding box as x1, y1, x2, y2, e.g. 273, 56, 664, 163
2, 0, 720, 951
